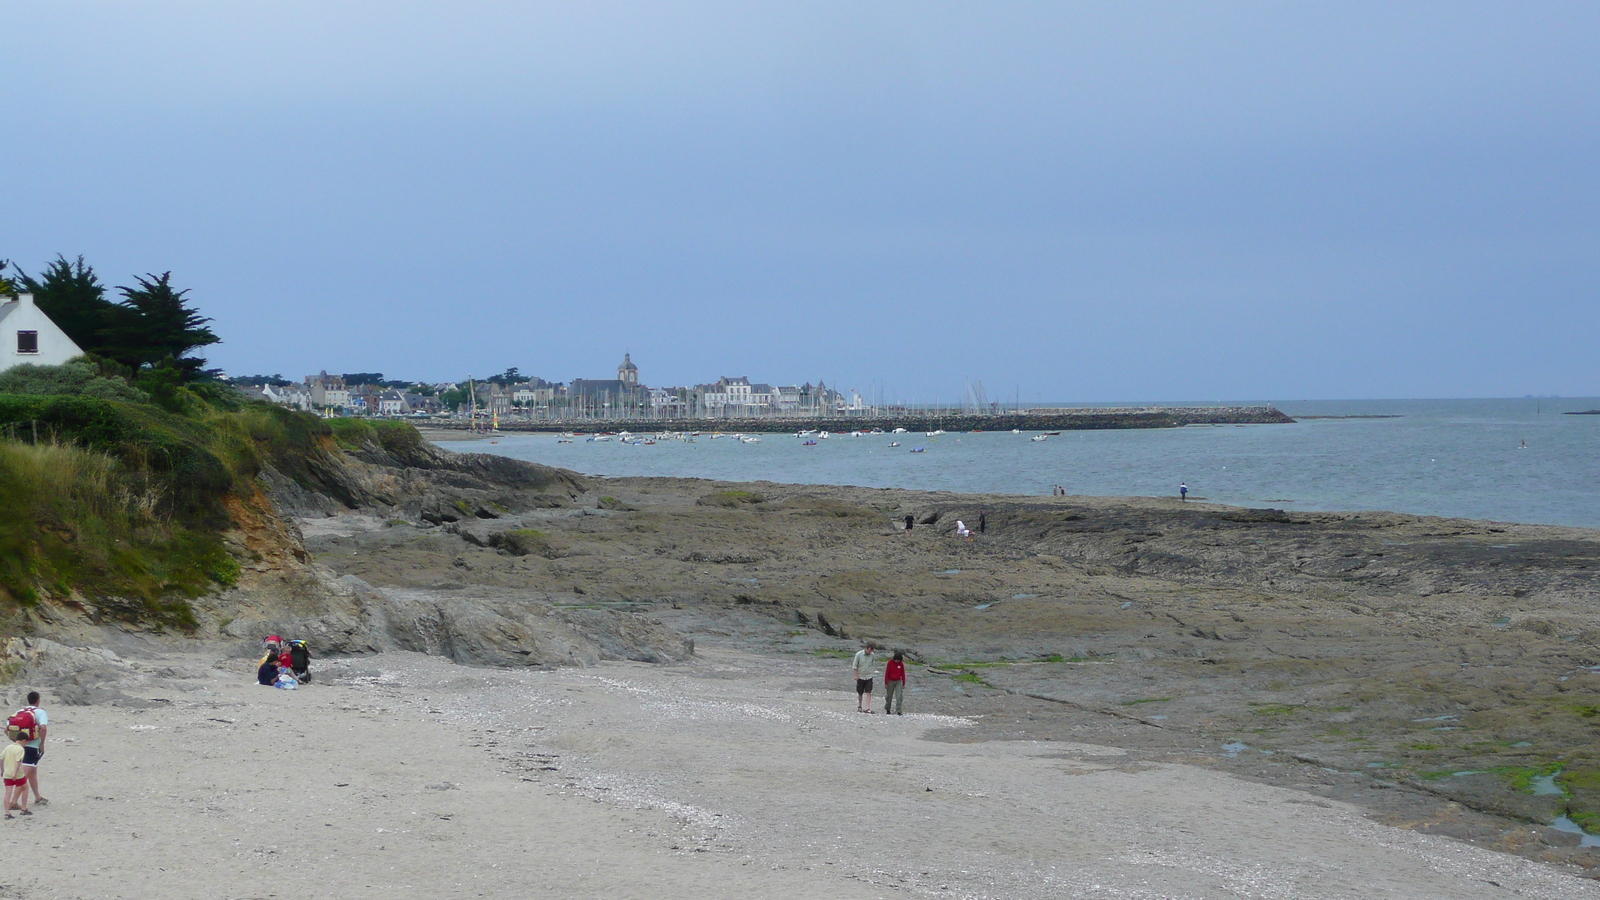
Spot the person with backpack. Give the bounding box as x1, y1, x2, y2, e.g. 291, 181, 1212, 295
11, 692, 46, 808
3, 726, 29, 818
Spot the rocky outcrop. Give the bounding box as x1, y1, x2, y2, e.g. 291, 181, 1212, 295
219, 577, 692, 668
260, 436, 587, 523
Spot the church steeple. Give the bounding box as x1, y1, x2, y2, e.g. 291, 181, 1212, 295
617, 353, 638, 386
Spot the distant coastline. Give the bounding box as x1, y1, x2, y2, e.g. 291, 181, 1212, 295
426, 405, 1294, 434
1292, 414, 1403, 419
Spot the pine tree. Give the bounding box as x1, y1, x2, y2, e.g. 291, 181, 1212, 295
111, 272, 221, 377
17, 255, 116, 352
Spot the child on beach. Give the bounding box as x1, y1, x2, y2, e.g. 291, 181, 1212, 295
3, 727, 30, 818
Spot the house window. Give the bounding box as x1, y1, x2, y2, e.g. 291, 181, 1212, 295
16, 331, 38, 354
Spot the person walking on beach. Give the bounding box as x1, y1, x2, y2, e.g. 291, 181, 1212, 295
3, 727, 28, 818
1179, 482, 1188, 502
883, 650, 906, 715
16, 691, 45, 808
852, 642, 878, 713
978, 513, 986, 534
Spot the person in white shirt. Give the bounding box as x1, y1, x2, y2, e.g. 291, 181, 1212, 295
851, 643, 878, 713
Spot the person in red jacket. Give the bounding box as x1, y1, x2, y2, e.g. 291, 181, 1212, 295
883, 651, 907, 716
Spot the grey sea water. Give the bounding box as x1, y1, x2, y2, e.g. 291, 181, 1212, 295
455, 398, 1600, 529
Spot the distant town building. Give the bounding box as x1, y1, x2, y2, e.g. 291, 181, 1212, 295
263, 383, 313, 411
0, 293, 84, 373
305, 371, 351, 409
617, 353, 638, 386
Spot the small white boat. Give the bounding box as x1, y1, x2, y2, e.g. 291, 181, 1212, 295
892, 427, 908, 434
888, 441, 901, 447
927, 429, 946, 436
740, 435, 762, 443
1011, 428, 1021, 434
1030, 434, 1048, 442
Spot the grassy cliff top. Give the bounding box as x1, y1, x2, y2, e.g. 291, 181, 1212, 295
0, 363, 421, 630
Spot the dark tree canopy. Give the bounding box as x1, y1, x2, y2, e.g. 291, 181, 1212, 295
111, 272, 221, 377
227, 374, 292, 387
11, 257, 221, 381
486, 367, 522, 385
341, 373, 412, 389
18, 255, 113, 353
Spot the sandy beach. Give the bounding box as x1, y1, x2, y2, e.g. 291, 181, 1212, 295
9, 638, 1600, 900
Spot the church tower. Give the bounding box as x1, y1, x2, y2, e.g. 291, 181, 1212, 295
617, 353, 638, 386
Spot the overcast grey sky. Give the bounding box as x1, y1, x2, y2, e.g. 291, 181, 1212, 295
3, 2, 1596, 401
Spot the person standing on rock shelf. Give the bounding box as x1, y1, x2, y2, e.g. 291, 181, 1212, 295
1180, 482, 1188, 502
852, 642, 878, 713
904, 514, 914, 532
883, 651, 906, 715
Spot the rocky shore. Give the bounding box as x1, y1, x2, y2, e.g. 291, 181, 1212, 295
6, 431, 1600, 895
301, 472, 1600, 876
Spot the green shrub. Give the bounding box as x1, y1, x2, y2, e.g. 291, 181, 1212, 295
697, 489, 766, 508
489, 528, 558, 558
0, 360, 146, 402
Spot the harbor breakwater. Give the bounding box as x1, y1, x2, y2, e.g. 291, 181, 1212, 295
439, 406, 1295, 434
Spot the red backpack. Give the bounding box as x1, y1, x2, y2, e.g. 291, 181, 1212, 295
7, 708, 35, 741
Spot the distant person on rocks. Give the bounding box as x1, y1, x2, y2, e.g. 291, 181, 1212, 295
904, 514, 914, 532
1180, 482, 1188, 502
883, 651, 906, 715
17, 691, 46, 808
978, 513, 986, 534
852, 643, 878, 713
955, 521, 973, 540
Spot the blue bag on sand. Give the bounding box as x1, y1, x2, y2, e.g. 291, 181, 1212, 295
274, 671, 299, 690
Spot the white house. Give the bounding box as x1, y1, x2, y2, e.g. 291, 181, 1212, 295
0, 293, 85, 374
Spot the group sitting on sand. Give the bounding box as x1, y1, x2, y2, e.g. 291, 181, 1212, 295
850, 642, 907, 715
256, 636, 313, 688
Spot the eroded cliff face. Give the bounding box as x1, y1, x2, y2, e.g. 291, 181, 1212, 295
209, 438, 686, 666
6, 435, 692, 670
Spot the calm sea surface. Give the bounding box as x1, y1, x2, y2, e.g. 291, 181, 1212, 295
452, 399, 1600, 529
